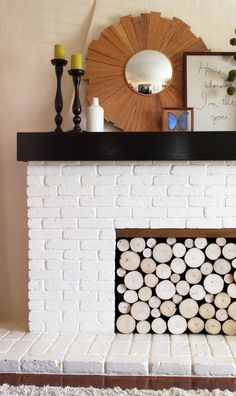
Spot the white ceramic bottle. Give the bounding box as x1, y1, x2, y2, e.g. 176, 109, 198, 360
86, 97, 104, 132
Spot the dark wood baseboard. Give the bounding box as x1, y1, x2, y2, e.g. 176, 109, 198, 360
0, 374, 236, 390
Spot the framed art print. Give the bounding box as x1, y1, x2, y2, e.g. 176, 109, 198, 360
162, 107, 194, 132
184, 52, 235, 131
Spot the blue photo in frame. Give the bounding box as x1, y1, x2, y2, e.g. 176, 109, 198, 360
162, 107, 194, 132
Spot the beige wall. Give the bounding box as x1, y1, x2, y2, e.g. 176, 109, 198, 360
0, 0, 235, 322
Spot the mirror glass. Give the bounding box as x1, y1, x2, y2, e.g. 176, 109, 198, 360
125, 50, 173, 95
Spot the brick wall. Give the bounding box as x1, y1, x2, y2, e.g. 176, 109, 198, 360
27, 161, 236, 333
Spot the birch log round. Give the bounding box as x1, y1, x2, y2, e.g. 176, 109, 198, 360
205, 294, 214, 303
120, 251, 140, 270
171, 258, 186, 274
118, 301, 130, 314
222, 319, 236, 335
189, 285, 206, 301
136, 320, 151, 334
167, 237, 177, 246
213, 259, 231, 275
216, 237, 226, 247
116, 314, 136, 334
173, 243, 186, 258
151, 308, 161, 318
138, 286, 152, 301
176, 280, 190, 296
117, 284, 127, 294
224, 274, 234, 284
130, 237, 146, 253
170, 273, 181, 283
147, 238, 156, 248
131, 301, 150, 321
228, 284, 236, 298
117, 267, 126, 277
188, 317, 204, 333
151, 318, 167, 334
214, 292, 231, 309
160, 301, 176, 317
179, 299, 199, 319
156, 264, 171, 279
141, 258, 156, 274
143, 248, 152, 258
234, 271, 236, 282
222, 243, 236, 260
228, 302, 236, 320
153, 243, 172, 263
203, 274, 224, 294
199, 303, 215, 319
195, 238, 208, 249
185, 268, 202, 284
167, 315, 187, 335
156, 280, 176, 300
185, 238, 194, 248
205, 243, 221, 260
124, 271, 144, 290
185, 248, 205, 268
144, 274, 159, 288
172, 294, 183, 304
124, 290, 138, 304
149, 296, 161, 309
117, 239, 129, 252
216, 309, 228, 322
232, 259, 236, 269
200, 262, 213, 276
205, 318, 221, 335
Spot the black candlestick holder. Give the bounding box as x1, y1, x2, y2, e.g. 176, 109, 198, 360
68, 68, 85, 132
51, 58, 67, 132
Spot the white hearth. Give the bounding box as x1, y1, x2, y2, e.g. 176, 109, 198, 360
27, 161, 236, 334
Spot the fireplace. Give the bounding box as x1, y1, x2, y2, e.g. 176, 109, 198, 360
27, 160, 236, 335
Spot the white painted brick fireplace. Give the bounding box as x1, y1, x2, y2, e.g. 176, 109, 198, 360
27, 161, 236, 334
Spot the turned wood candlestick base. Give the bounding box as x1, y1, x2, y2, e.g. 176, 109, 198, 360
51, 58, 67, 132
68, 69, 85, 132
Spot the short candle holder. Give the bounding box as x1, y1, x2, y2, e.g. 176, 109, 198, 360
68, 68, 85, 132
51, 58, 67, 132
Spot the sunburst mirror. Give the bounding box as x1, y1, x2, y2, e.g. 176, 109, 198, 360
85, 12, 208, 131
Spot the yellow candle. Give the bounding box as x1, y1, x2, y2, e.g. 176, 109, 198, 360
71, 54, 83, 69
54, 44, 65, 59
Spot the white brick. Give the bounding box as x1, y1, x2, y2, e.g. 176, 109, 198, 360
28, 219, 42, 229
81, 176, 115, 185
98, 165, 132, 175
79, 197, 114, 207
63, 291, 98, 302
81, 240, 114, 251
62, 165, 96, 175
81, 301, 113, 312
70, 271, 98, 281
81, 281, 113, 292
150, 218, 185, 228
106, 354, 148, 375
114, 218, 149, 228
29, 250, 62, 260
63, 250, 98, 260
27, 176, 44, 186
190, 175, 225, 185
63, 229, 98, 240
96, 208, 130, 218
99, 271, 114, 281
45, 280, 77, 292
29, 208, 60, 218
168, 207, 203, 218
171, 165, 206, 174
189, 196, 224, 207
27, 165, 61, 175
61, 207, 95, 218
193, 357, 235, 376
44, 197, 77, 207
46, 260, 78, 271
45, 176, 80, 185
168, 186, 203, 196
29, 260, 45, 270
78, 218, 113, 228
132, 207, 166, 218
99, 229, 115, 240
99, 292, 114, 302
153, 176, 187, 185
45, 301, 78, 312
58, 185, 92, 196
116, 196, 151, 207
29, 311, 61, 322
131, 185, 166, 196
205, 207, 236, 217
99, 251, 115, 260
94, 185, 129, 196
153, 196, 187, 207
29, 229, 62, 239
150, 356, 191, 375
28, 280, 44, 291
42, 218, 76, 229
223, 219, 236, 227
29, 270, 62, 280
117, 175, 152, 185
186, 218, 222, 228
29, 240, 45, 249
134, 165, 169, 175
29, 291, 62, 301
205, 186, 236, 196
226, 197, 236, 206
29, 301, 44, 311
63, 311, 97, 322
27, 186, 56, 197
80, 261, 111, 271
45, 240, 78, 250
207, 165, 236, 174
27, 197, 43, 207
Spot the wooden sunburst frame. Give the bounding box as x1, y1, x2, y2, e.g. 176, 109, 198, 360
85, 12, 208, 131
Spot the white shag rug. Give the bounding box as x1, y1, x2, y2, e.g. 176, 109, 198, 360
0, 386, 235, 396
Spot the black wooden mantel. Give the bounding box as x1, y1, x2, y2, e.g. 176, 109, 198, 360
17, 131, 236, 162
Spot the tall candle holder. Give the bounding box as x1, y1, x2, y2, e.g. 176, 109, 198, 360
68, 68, 85, 132
51, 58, 67, 132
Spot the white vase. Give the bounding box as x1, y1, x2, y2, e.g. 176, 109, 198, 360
86, 97, 104, 132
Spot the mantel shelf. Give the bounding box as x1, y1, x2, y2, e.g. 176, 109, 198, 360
17, 131, 236, 162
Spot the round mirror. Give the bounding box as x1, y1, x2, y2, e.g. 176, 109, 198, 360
125, 50, 173, 95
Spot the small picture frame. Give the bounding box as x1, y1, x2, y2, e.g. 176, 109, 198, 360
162, 107, 194, 132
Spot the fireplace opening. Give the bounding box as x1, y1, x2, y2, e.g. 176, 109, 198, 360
115, 229, 236, 335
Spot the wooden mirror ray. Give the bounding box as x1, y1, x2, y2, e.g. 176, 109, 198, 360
85, 12, 208, 131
